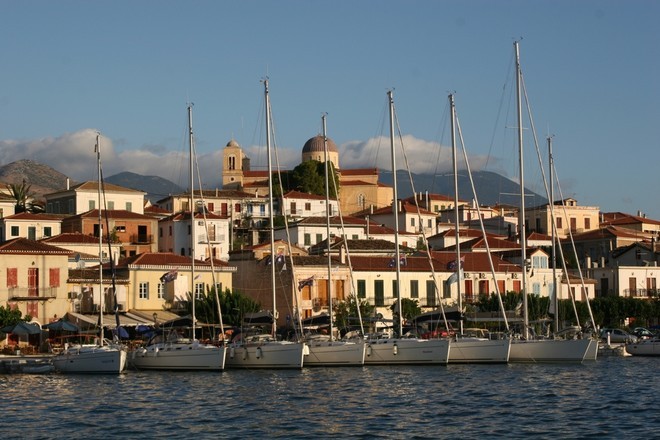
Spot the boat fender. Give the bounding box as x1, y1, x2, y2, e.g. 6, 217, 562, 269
153, 347, 159, 357
243, 347, 248, 360
366, 344, 372, 357
393, 342, 398, 356
256, 346, 263, 359
229, 347, 235, 359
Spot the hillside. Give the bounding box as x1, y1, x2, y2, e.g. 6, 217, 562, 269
378, 169, 546, 208
0, 159, 542, 208
0, 159, 71, 201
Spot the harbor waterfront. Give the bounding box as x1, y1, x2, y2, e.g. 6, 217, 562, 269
0, 356, 656, 438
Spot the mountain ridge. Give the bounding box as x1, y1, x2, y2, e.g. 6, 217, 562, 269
0, 159, 544, 208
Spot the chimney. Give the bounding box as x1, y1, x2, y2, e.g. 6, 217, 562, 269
66, 178, 70, 190
398, 200, 402, 212
425, 190, 429, 209
339, 244, 346, 264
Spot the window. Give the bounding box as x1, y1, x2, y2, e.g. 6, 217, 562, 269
28, 226, 36, 240
169, 226, 172, 236
532, 283, 541, 296
195, 283, 204, 299
208, 203, 214, 212
290, 202, 297, 215
532, 255, 548, 269
7, 268, 18, 288
357, 280, 366, 298
139, 282, 149, 299
44, 227, 52, 237
89, 200, 95, 210
410, 217, 415, 227
374, 280, 384, 306
235, 203, 240, 213
305, 202, 311, 211
392, 280, 398, 299
352, 234, 358, 240
316, 234, 322, 244
260, 205, 265, 215
428, 219, 432, 229
410, 280, 419, 298
10, 226, 19, 236
357, 193, 366, 210
426, 280, 436, 307
556, 217, 562, 229
115, 225, 126, 232
584, 217, 591, 229
215, 283, 223, 294
126, 202, 132, 212
107, 201, 114, 210
68, 200, 74, 213
159, 227, 163, 238
49, 268, 60, 287
304, 234, 311, 246
157, 283, 165, 299
228, 155, 236, 170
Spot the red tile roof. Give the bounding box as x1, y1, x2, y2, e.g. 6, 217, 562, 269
0, 237, 70, 255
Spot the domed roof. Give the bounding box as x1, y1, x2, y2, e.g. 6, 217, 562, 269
225, 139, 240, 148
302, 135, 338, 154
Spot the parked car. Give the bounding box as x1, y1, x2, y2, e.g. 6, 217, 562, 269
632, 327, 654, 340
599, 328, 638, 344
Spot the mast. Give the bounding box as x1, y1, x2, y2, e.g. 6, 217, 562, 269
548, 135, 559, 334
514, 40, 530, 339
96, 133, 104, 345
322, 114, 334, 341
449, 94, 463, 336
388, 90, 404, 337
264, 79, 277, 338
188, 104, 197, 340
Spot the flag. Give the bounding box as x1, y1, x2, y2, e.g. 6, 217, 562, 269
275, 252, 285, 264
298, 276, 314, 291
400, 255, 407, 266
447, 256, 465, 270
160, 269, 178, 283
447, 269, 464, 285
388, 258, 395, 268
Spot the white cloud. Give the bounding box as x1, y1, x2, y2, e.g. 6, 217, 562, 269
0, 130, 501, 189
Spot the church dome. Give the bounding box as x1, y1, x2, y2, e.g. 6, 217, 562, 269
226, 139, 240, 148
302, 135, 338, 154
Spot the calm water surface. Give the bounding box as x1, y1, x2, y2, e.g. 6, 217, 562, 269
0, 356, 657, 439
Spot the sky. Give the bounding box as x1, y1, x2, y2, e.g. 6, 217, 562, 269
1, 1, 658, 219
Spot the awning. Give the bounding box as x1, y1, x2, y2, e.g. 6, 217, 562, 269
127, 310, 182, 325
64, 312, 152, 329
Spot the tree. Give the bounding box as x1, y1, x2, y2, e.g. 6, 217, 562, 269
0, 305, 28, 329
185, 287, 261, 328
390, 298, 422, 324
7, 180, 36, 213
290, 160, 340, 198
333, 295, 374, 333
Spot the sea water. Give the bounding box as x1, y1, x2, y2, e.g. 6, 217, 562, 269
0, 356, 657, 439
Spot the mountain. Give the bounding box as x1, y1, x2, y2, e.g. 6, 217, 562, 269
378, 169, 547, 208
0, 159, 71, 201
105, 172, 184, 203
0, 159, 544, 208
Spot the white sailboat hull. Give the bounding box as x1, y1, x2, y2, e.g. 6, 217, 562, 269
364, 338, 450, 365
304, 340, 366, 366
130, 342, 226, 371
226, 341, 305, 369
509, 338, 591, 363
53, 344, 127, 374
626, 339, 660, 356
449, 338, 511, 364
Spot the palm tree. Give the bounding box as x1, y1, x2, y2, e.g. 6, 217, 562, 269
7, 179, 35, 213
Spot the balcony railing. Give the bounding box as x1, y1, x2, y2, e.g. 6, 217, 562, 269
130, 234, 153, 244
7, 287, 57, 300
623, 288, 659, 298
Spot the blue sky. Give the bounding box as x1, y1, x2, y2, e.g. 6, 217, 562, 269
1, 1, 658, 219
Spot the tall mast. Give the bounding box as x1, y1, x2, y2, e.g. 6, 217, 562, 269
264, 79, 277, 338
514, 41, 529, 339
449, 94, 463, 336
96, 133, 104, 345
322, 114, 334, 341
388, 90, 403, 337
188, 104, 197, 339
548, 135, 558, 334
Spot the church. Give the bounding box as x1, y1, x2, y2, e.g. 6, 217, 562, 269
221, 135, 393, 216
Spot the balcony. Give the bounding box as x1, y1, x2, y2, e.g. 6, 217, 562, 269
130, 234, 153, 244
7, 287, 57, 301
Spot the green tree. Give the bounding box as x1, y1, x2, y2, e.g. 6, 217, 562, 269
289, 160, 340, 198
7, 180, 36, 213
0, 305, 28, 329
390, 298, 422, 324
186, 287, 261, 328
333, 295, 374, 332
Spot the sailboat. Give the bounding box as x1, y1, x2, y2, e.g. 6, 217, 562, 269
446, 93, 511, 364
53, 133, 128, 374
302, 114, 366, 367
130, 105, 226, 370
225, 79, 306, 369
363, 90, 451, 365
506, 41, 590, 362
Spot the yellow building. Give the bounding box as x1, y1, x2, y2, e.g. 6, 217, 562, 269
221, 136, 393, 216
